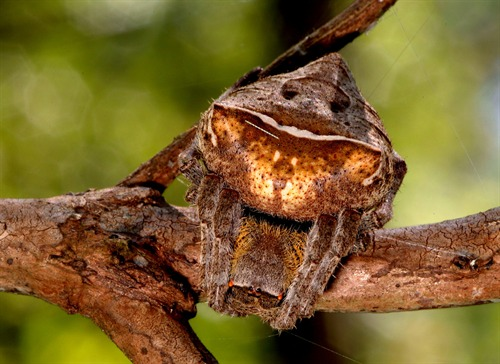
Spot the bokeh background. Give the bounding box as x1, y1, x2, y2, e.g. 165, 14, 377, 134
0, 0, 498, 363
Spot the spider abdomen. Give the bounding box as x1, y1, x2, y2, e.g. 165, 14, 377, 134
199, 103, 389, 221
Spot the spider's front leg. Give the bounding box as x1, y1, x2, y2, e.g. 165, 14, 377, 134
197, 174, 242, 312
271, 209, 362, 330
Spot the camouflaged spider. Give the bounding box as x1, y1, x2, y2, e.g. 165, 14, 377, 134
181, 53, 406, 330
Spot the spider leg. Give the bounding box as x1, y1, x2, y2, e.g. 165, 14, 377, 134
197, 175, 222, 297
271, 209, 362, 330
179, 151, 204, 203
197, 174, 242, 312
371, 155, 407, 227
211, 188, 241, 310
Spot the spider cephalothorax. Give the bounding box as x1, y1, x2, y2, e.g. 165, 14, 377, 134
181, 53, 406, 330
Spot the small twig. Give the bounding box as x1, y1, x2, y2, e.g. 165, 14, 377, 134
118, 126, 197, 192
260, 0, 398, 77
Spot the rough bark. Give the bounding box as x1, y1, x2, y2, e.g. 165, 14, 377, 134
0, 189, 498, 360
0, 188, 216, 363
319, 209, 500, 311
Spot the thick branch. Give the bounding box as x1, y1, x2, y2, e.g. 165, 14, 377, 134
0, 188, 215, 364
318, 209, 500, 311
1, 189, 498, 362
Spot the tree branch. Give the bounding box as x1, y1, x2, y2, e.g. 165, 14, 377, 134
318, 208, 500, 311
1, 189, 498, 362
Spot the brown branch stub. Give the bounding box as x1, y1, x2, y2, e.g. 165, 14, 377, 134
260, 0, 398, 78
118, 126, 197, 192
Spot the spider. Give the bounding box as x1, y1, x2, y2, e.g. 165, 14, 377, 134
180, 53, 406, 330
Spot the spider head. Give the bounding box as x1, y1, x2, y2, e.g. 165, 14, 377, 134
226, 215, 306, 311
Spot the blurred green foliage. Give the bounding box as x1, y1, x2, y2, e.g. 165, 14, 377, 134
0, 0, 498, 363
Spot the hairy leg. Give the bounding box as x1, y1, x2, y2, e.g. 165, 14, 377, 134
197, 174, 242, 312
211, 188, 241, 311
271, 209, 362, 330
197, 174, 223, 301
371, 154, 407, 227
